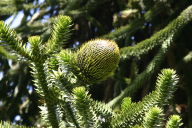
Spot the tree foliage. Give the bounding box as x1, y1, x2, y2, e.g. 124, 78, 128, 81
0, 0, 192, 127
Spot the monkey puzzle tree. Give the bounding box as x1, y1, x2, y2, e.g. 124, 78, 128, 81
0, 0, 192, 127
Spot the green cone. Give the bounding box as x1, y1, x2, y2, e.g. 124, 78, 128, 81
77, 39, 120, 84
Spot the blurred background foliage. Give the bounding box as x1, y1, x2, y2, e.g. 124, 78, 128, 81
0, 0, 192, 127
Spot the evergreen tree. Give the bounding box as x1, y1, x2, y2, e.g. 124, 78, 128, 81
0, 0, 192, 127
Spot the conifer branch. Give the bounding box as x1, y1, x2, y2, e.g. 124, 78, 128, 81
142, 107, 164, 128
166, 115, 183, 128
66, 0, 106, 16
30, 62, 59, 128
92, 101, 113, 120
120, 97, 132, 111
0, 0, 35, 15
121, 5, 192, 60
107, 5, 192, 107
72, 87, 99, 128
91, 101, 114, 127
28, 36, 45, 61
111, 69, 179, 128
0, 46, 16, 59
102, 19, 144, 42
102, 2, 167, 41
57, 49, 79, 79
49, 70, 81, 128
58, 98, 81, 128
108, 34, 173, 107
0, 21, 31, 59
45, 16, 72, 54
26, 16, 76, 128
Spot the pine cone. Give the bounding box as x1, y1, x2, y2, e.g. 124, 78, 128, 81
77, 39, 120, 84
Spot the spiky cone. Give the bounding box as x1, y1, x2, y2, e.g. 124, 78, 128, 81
77, 39, 120, 84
